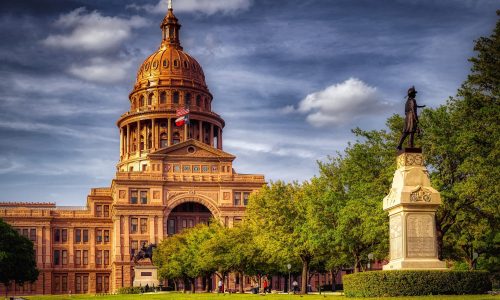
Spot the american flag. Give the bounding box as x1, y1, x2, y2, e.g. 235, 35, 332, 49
176, 107, 189, 117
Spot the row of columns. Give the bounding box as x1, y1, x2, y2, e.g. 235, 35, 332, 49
119, 118, 223, 158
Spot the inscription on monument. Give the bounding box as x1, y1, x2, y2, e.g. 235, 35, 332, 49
406, 214, 435, 258
390, 214, 402, 259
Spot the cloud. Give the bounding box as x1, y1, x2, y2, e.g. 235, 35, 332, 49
128, 0, 252, 15
294, 78, 387, 127
42, 7, 147, 52
68, 57, 133, 83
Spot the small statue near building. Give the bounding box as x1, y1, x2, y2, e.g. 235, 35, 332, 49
133, 242, 157, 264
397, 86, 426, 150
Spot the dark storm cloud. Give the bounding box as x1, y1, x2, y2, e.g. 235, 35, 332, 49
0, 0, 497, 204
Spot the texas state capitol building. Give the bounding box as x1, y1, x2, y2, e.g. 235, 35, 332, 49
0, 5, 265, 296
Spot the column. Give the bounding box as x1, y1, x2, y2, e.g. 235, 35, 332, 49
113, 217, 121, 261
90, 228, 96, 268
68, 228, 74, 268
157, 216, 164, 243
123, 217, 130, 261
149, 217, 155, 244
198, 120, 203, 142
167, 118, 172, 146
184, 123, 188, 141
210, 124, 214, 146
36, 226, 43, 268
217, 127, 222, 149
44, 226, 51, 267
126, 124, 130, 157
151, 118, 156, 150
136, 121, 140, 155
119, 128, 123, 157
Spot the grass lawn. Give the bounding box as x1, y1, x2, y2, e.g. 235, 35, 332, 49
23, 292, 500, 300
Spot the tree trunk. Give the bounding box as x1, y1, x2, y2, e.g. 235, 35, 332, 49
300, 257, 309, 294
353, 255, 360, 273
330, 270, 336, 291
238, 273, 244, 293
190, 278, 196, 293
436, 226, 444, 260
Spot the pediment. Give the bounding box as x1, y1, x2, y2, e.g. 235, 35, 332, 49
149, 139, 235, 161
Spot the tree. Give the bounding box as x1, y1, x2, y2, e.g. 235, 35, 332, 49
246, 181, 321, 294
419, 11, 500, 269
154, 223, 217, 292
0, 218, 39, 297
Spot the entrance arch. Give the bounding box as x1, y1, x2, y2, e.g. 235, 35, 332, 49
164, 195, 220, 236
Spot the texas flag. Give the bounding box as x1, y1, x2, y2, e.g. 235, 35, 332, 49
175, 115, 188, 126
176, 107, 189, 117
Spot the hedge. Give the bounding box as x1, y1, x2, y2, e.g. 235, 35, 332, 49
117, 286, 143, 294
343, 270, 491, 297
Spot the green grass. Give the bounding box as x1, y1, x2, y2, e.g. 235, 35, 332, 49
23, 292, 500, 300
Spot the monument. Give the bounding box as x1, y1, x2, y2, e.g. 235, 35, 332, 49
132, 243, 160, 288
383, 87, 446, 270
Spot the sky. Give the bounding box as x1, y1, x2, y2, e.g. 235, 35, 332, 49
0, 0, 497, 205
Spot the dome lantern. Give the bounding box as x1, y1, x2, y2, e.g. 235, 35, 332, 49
160, 0, 182, 50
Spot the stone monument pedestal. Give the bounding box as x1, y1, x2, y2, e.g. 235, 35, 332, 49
133, 262, 160, 287
382, 148, 446, 270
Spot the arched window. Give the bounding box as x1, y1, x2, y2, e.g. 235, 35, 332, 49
132, 136, 137, 152
139, 95, 145, 107
196, 95, 201, 107
148, 94, 153, 106
173, 132, 180, 145
160, 91, 166, 104
140, 135, 145, 151
160, 133, 168, 148
173, 92, 179, 104
147, 133, 152, 149
185, 93, 191, 106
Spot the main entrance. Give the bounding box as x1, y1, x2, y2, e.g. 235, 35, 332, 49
165, 201, 213, 236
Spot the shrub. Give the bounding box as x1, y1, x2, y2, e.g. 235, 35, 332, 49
343, 270, 491, 297
117, 286, 143, 294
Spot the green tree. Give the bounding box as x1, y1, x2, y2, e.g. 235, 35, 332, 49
0, 218, 39, 297
246, 181, 320, 294
154, 223, 217, 292
419, 11, 500, 269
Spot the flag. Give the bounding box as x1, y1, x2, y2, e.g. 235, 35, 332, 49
176, 107, 189, 117
175, 115, 188, 126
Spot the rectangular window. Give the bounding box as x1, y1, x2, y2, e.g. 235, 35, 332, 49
167, 219, 175, 235
62, 250, 68, 265
103, 205, 109, 217
182, 219, 187, 229
96, 250, 102, 265
95, 205, 102, 217
104, 250, 109, 265
22, 228, 29, 238
140, 218, 147, 234
104, 275, 109, 292
131, 218, 138, 233
75, 229, 81, 243
104, 230, 110, 243
83, 275, 88, 292
83, 229, 89, 243
188, 219, 194, 228
75, 250, 81, 265
54, 229, 60, 242
130, 190, 138, 204
76, 275, 81, 293
61, 229, 68, 243
140, 191, 148, 204
54, 275, 60, 292
233, 192, 241, 206
96, 229, 103, 243
53, 250, 60, 265
96, 275, 103, 292
83, 250, 88, 265
243, 192, 250, 205
131, 240, 138, 256
62, 275, 68, 292
29, 228, 36, 242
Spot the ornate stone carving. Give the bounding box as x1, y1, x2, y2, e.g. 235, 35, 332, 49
397, 153, 424, 168
119, 190, 126, 199
407, 214, 435, 258
223, 192, 230, 200
390, 214, 402, 259
153, 191, 160, 199
410, 186, 432, 202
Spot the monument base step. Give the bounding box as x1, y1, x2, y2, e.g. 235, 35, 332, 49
383, 259, 446, 270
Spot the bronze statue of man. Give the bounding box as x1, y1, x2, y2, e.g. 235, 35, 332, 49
397, 86, 425, 150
